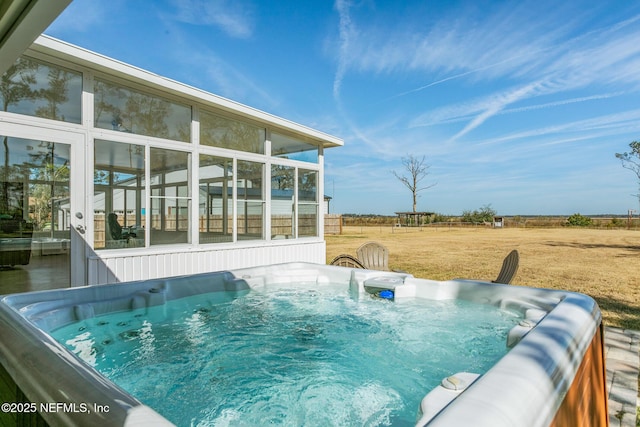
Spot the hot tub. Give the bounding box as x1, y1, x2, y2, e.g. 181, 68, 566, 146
0, 263, 608, 426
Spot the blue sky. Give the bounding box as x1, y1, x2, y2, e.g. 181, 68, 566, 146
46, 0, 640, 215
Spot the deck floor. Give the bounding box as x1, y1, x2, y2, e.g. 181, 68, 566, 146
0, 253, 70, 294
605, 326, 640, 427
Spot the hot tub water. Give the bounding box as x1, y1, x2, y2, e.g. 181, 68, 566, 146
51, 282, 520, 426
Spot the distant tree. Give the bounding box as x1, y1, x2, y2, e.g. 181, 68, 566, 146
462, 204, 497, 224
392, 154, 436, 212
615, 141, 640, 208
566, 213, 592, 227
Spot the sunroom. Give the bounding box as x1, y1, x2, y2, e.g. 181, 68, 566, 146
0, 35, 343, 290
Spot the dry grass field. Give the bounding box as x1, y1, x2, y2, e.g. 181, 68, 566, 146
326, 226, 640, 331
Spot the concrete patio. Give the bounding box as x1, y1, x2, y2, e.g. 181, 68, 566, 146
605, 326, 640, 427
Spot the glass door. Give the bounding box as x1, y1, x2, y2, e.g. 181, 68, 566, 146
0, 134, 84, 292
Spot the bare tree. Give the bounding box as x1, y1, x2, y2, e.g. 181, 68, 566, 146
615, 141, 640, 209
392, 154, 436, 212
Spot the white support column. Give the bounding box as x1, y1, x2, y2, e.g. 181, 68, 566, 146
190, 106, 200, 246
318, 145, 325, 239
264, 131, 272, 241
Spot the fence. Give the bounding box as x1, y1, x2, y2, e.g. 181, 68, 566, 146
324, 214, 342, 235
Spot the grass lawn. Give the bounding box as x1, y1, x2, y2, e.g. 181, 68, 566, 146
326, 226, 640, 331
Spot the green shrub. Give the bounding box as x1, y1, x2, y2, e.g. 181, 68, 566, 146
566, 213, 592, 227
461, 204, 497, 224
608, 217, 625, 228
430, 213, 448, 224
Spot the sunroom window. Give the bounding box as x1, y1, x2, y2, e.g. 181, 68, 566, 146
237, 160, 264, 241
271, 165, 295, 239
94, 140, 145, 249
150, 148, 191, 245
94, 79, 191, 142
199, 155, 233, 243
1, 56, 82, 123
271, 133, 318, 163
200, 110, 265, 154
298, 169, 318, 237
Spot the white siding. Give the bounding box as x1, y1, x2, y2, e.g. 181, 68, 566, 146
87, 241, 326, 285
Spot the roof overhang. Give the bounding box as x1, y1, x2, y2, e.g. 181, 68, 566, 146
0, 0, 71, 75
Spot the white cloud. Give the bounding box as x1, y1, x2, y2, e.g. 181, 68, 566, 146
476, 109, 640, 147
504, 92, 625, 115
409, 80, 550, 129
168, 0, 255, 39
331, 1, 576, 78
333, 0, 357, 99
331, 1, 640, 141
128, 15, 277, 109
448, 81, 547, 141
171, 42, 279, 108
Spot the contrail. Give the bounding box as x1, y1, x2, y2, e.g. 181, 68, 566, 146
333, 0, 354, 100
